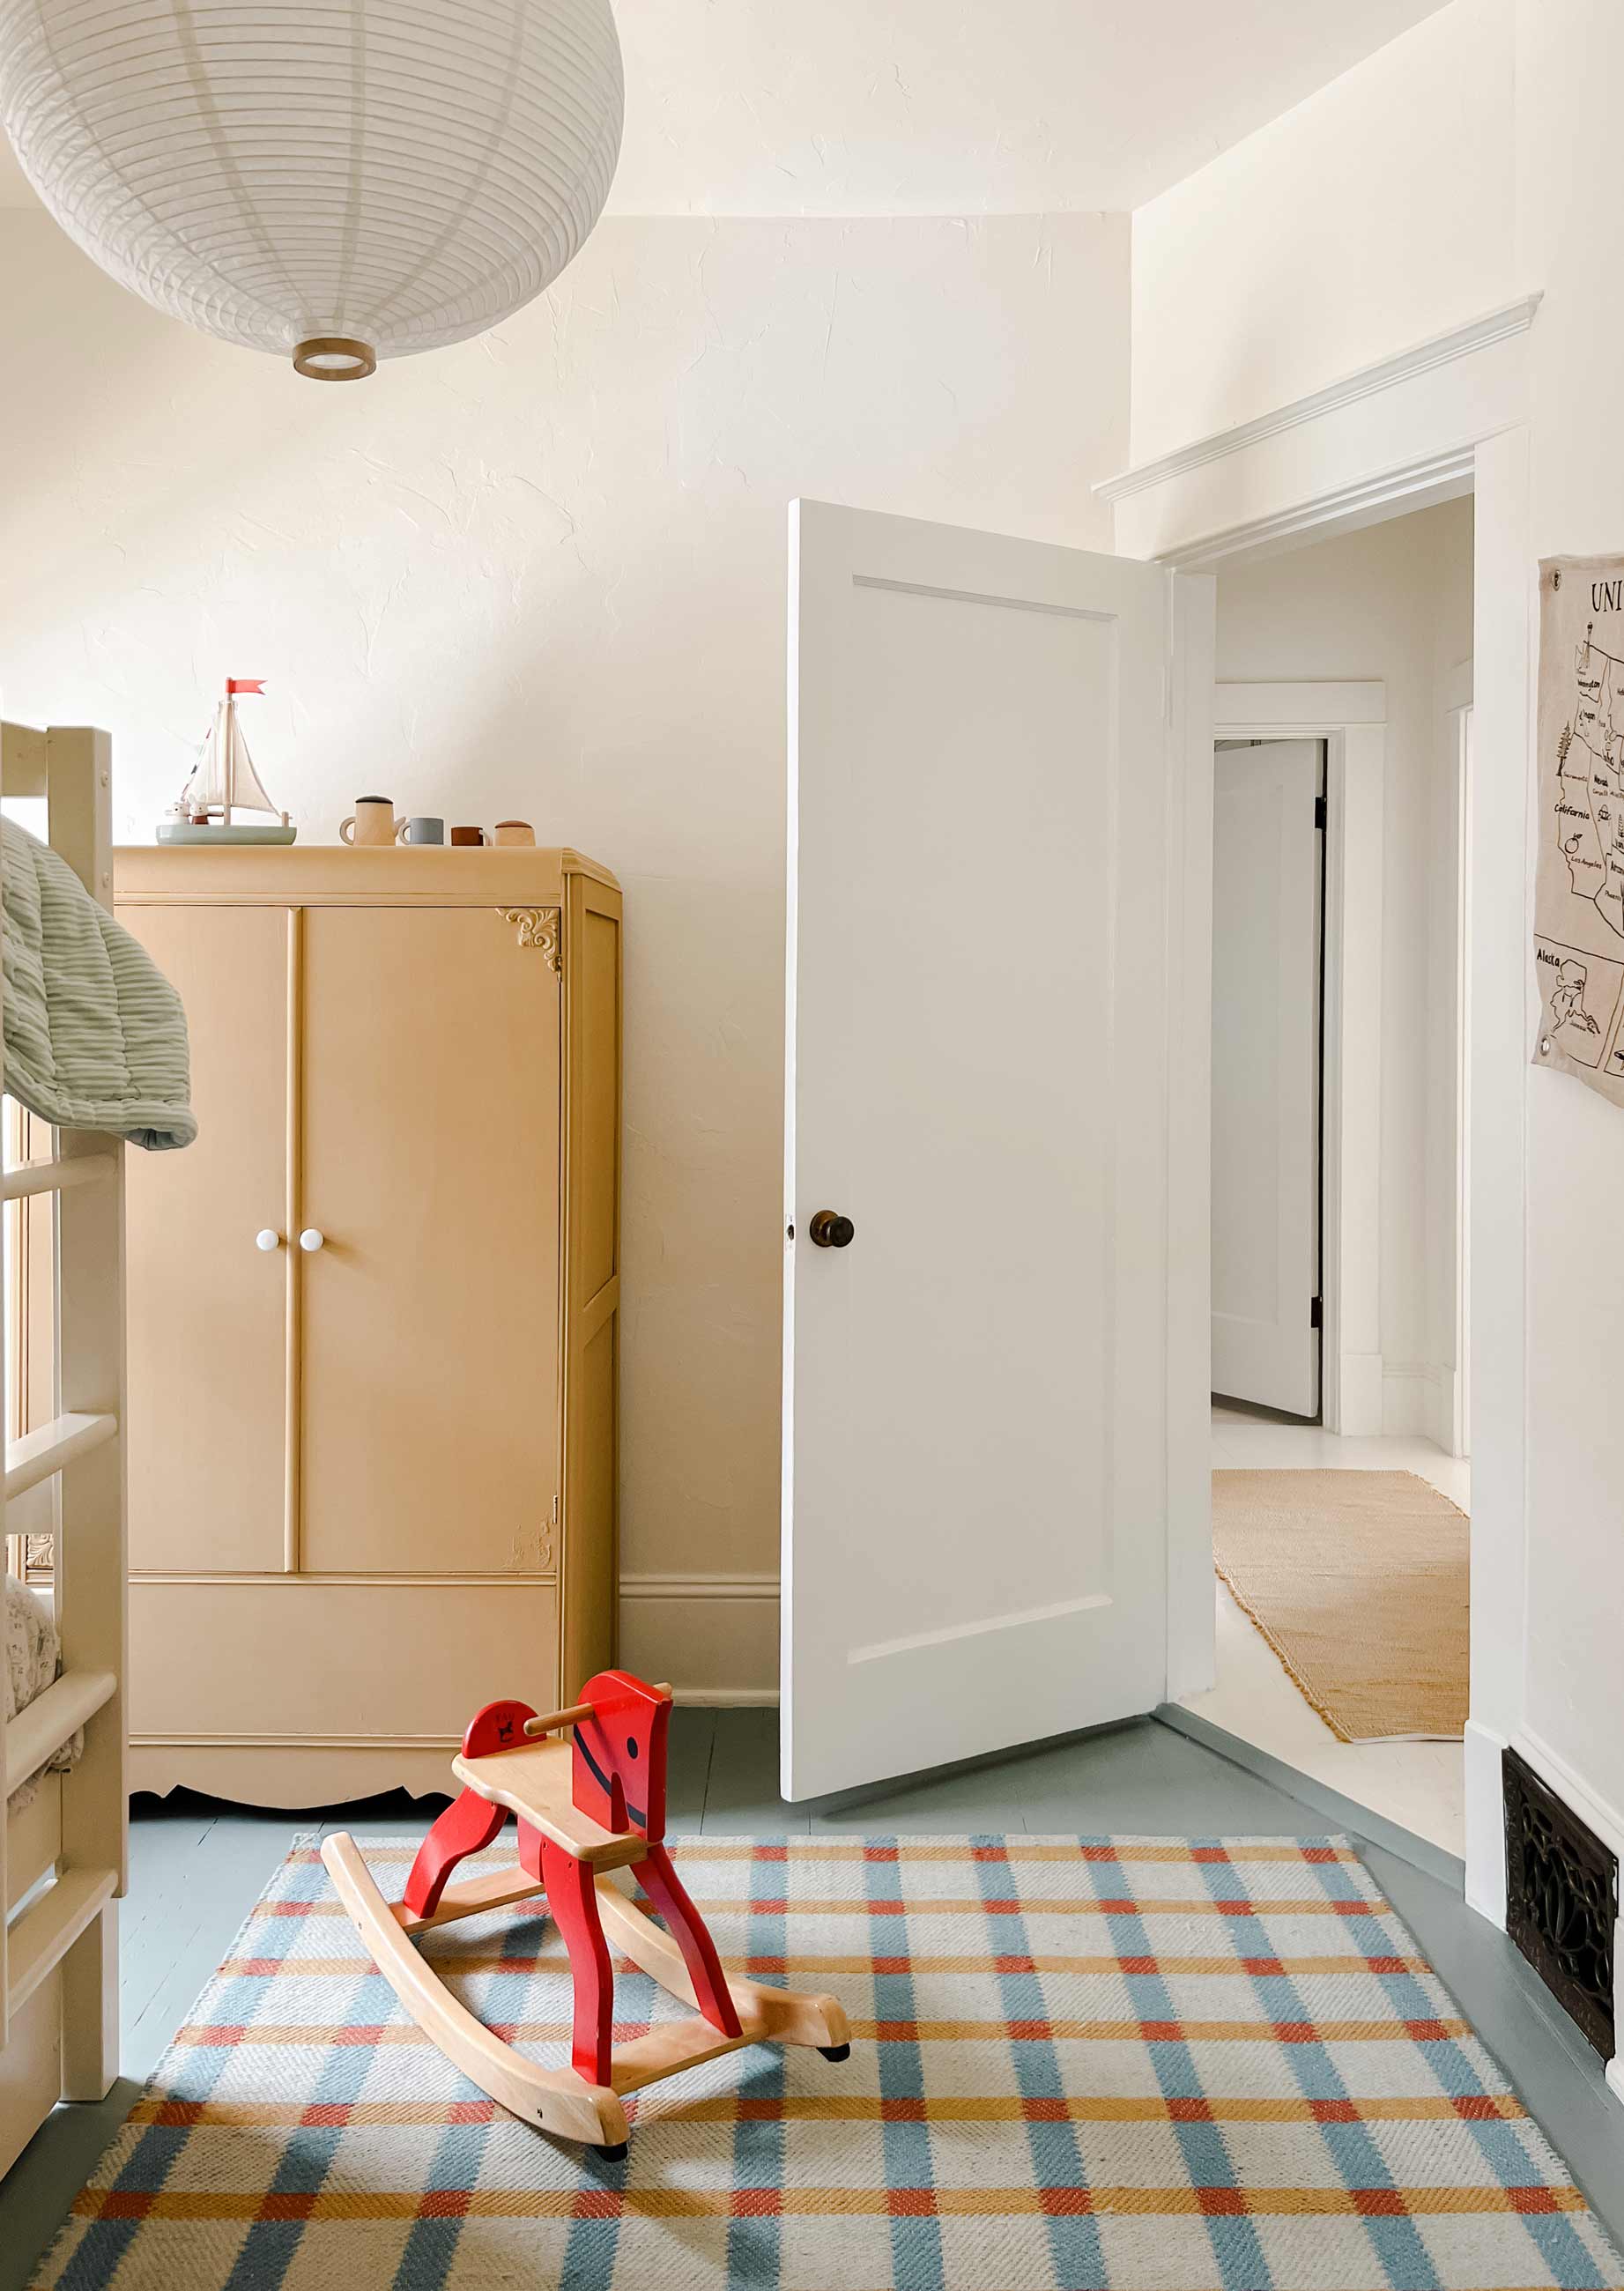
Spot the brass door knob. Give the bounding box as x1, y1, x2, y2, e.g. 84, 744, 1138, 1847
809, 1210, 855, 1249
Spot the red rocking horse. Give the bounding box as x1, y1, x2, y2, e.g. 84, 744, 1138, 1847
322, 1670, 850, 2157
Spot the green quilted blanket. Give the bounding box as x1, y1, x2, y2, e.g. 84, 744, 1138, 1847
2, 821, 195, 1151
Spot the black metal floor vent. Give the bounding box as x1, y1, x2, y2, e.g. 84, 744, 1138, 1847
1503, 1746, 1617, 2061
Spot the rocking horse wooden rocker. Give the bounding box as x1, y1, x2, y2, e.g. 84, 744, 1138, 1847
322, 1670, 851, 2158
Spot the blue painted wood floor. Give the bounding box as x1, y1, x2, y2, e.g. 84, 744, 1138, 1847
3, 1711, 1620, 2287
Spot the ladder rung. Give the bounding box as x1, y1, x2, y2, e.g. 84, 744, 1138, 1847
4, 1667, 116, 1797
1, 1153, 118, 1202
4, 1411, 117, 1500
5, 1866, 116, 2013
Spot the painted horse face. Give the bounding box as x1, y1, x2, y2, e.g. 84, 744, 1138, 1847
571, 1671, 671, 1842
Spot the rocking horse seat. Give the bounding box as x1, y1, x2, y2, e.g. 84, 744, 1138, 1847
451, 1737, 649, 1871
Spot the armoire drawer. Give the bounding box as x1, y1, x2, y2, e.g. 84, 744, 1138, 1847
130, 1578, 560, 1744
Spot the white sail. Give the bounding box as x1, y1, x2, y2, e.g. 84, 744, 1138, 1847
221, 704, 279, 817
182, 701, 231, 812
182, 697, 280, 819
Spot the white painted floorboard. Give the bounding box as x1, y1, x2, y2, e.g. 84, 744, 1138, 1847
1183, 1405, 1469, 1859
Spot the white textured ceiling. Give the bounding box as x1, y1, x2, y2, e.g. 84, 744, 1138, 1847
0, 0, 1450, 216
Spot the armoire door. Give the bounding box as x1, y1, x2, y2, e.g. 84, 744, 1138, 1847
121, 903, 291, 1571
298, 906, 562, 1575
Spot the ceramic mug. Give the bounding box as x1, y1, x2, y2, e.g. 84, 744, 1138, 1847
450, 825, 487, 847
493, 819, 536, 847
339, 797, 398, 848
397, 815, 445, 845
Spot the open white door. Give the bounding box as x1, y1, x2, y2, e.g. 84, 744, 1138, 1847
782, 500, 1215, 1801
1210, 741, 1322, 1418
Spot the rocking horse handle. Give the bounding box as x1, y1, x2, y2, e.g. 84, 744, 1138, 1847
521, 1701, 597, 1739
523, 1682, 671, 1739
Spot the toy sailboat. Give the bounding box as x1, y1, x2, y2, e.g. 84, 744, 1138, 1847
157, 678, 297, 845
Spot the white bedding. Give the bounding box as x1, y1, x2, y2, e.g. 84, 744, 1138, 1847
4, 1572, 78, 1813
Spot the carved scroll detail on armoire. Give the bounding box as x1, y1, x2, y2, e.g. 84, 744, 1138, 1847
115, 847, 620, 1805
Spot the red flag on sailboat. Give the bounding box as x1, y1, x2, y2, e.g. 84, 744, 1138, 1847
226, 677, 265, 694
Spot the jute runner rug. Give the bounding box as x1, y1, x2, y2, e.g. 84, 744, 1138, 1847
1213, 1468, 1470, 1742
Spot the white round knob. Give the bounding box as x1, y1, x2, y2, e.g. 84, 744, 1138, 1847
256, 1228, 281, 1252
299, 1228, 325, 1253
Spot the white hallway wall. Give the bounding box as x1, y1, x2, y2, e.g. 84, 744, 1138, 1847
1131, 0, 1517, 462
1516, 0, 1624, 1901
1215, 498, 1475, 1442
0, 209, 1127, 1700
1127, 0, 1624, 2076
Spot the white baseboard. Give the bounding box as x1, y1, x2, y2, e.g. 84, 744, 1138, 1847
1334, 1351, 1384, 1435
672, 1687, 781, 1709
1463, 1718, 1508, 1927
620, 1573, 781, 1602
619, 1572, 780, 1706
1380, 1360, 1452, 1441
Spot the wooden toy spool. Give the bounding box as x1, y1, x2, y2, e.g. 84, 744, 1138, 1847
321, 1670, 851, 2157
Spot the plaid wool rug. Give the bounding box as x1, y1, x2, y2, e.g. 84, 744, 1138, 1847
33, 1835, 1622, 2291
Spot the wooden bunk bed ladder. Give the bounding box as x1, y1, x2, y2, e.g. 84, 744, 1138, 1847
0, 723, 127, 2177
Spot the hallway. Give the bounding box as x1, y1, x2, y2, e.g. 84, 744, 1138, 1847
1183, 1405, 1469, 1858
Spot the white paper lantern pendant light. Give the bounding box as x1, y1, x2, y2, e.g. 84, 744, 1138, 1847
0, 0, 623, 379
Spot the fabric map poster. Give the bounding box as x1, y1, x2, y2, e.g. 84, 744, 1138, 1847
1535, 554, 1624, 1105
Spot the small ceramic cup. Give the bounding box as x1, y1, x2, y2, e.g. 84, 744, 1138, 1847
492, 819, 536, 847
339, 797, 398, 847
397, 816, 445, 845
450, 824, 486, 847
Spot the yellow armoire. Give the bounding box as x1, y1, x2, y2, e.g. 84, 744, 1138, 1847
114, 845, 620, 1805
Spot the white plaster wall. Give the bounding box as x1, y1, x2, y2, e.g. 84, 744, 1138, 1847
604, 0, 1457, 218
1514, 0, 1624, 1841
0, 207, 1127, 1699
0, 4, 1476, 220
1130, 0, 1517, 464
1215, 498, 1475, 1436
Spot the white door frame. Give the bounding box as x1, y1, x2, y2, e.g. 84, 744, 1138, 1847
1212, 684, 1386, 1436
1100, 322, 1534, 1935
1443, 664, 1475, 1464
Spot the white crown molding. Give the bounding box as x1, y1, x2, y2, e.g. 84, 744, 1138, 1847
1154, 443, 1479, 573
619, 1572, 781, 1601
1094, 294, 1542, 508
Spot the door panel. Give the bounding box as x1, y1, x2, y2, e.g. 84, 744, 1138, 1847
299, 907, 560, 1574
120, 902, 290, 1571
783, 500, 1214, 1799
1211, 741, 1321, 1417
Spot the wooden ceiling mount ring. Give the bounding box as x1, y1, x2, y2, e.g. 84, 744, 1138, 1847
293, 337, 377, 382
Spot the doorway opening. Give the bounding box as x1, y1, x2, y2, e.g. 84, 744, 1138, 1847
1184, 493, 1475, 1865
